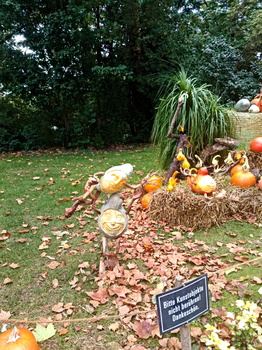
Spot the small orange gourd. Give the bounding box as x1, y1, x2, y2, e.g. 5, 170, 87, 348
0, 327, 40, 350
141, 193, 152, 209
230, 164, 243, 176
143, 175, 162, 192
230, 155, 256, 188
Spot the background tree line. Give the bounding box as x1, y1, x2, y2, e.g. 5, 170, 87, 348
0, 0, 261, 151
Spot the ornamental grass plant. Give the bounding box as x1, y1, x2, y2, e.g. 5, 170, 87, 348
152, 69, 235, 170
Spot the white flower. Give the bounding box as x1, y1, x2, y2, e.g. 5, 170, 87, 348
226, 312, 235, 319
236, 299, 245, 308
237, 318, 247, 330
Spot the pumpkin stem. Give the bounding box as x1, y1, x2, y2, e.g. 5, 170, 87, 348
7, 327, 20, 343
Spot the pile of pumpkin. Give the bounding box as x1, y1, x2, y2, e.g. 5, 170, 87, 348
140, 137, 262, 230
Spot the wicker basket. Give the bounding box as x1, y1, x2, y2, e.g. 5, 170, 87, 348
231, 111, 262, 141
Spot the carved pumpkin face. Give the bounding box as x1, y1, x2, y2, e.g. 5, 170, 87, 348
99, 209, 127, 237
99, 169, 128, 194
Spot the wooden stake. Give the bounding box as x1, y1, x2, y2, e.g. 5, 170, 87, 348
175, 275, 192, 350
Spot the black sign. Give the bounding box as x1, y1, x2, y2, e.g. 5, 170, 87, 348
156, 274, 209, 334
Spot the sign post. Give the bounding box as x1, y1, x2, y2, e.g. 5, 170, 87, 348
156, 274, 209, 348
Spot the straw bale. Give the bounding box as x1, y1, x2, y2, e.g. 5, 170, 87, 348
246, 151, 262, 169
230, 111, 262, 141
148, 181, 262, 230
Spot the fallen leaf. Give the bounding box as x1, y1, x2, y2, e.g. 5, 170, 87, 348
86, 288, 109, 304
132, 320, 155, 339
33, 324, 56, 342
78, 262, 90, 269
52, 279, 59, 289
16, 198, 24, 205
0, 310, 11, 321
108, 322, 120, 332
252, 277, 262, 284
3, 278, 12, 285
9, 263, 20, 269
47, 261, 60, 270
52, 303, 65, 313
0, 231, 10, 241
58, 328, 68, 335
190, 326, 202, 337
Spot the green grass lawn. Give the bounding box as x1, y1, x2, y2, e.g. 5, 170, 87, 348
0, 145, 261, 350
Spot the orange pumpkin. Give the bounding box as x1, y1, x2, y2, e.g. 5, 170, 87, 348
251, 98, 262, 112
0, 327, 40, 350
230, 164, 243, 176
231, 170, 256, 188
250, 137, 262, 153
143, 175, 162, 192
141, 193, 152, 209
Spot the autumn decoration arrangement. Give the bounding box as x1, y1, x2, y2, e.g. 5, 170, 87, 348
140, 136, 262, 230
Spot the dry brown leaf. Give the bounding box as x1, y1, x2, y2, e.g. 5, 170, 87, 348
9, 263, 20, 269
167, 336, 181, 349
252, 276, 262, 284
132, 320, 155, 339
0, 310, 11, 321
86, 288, 109, 304
3, 277, 12, 285
52, 279, 59, 289
109, 285, 131, 298
190, 326, 202, 338
118, 305, 130, 315
78, 261, 90, 269
52, 303, 65, 313
47, 261, 60, 269
16, 198, 24, 205
58, 328, 68, 335
0, 231, 10, 241
108, 322, 120, 332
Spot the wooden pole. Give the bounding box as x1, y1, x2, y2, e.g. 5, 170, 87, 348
175, 275, 192, 350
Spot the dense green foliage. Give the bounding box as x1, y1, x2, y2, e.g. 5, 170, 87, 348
0, 0, 261, 150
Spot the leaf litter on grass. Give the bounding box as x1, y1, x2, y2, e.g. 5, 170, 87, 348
1, 195, 262, 349
0, 150, 262, 349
